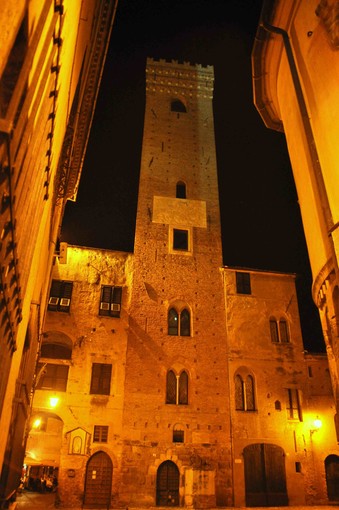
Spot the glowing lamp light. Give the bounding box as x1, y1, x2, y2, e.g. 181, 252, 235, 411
49, 396, 59, 408
313, 417, 322, 430
32, 418, 42, 429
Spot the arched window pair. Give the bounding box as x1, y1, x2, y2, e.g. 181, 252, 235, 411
168, 308, 190, 336
166, 370, 188, 405
270, 317, 290, 343
235, 373, 256, 411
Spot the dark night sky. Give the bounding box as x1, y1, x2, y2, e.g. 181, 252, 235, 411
61, 0, 325, 352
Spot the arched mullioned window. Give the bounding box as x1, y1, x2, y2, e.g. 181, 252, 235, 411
176, 181, 186, 199
171, 99, 187, 113
235, 372, 256, 411
168, 308, 179, 335
166, 369, 188, 405
270, 317, 290, 343
168, 307, 191, 336
180, 309, 190, 336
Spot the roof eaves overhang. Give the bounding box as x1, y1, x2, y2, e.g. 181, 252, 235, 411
251, 0, 284, 133
64, 0, 118, 202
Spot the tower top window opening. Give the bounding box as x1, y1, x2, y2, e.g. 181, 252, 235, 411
171, 99, 186, 113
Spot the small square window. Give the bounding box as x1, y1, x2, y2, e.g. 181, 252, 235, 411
173, 229, 188, 251
93, 425, 109, 443
173, 429, 184, 443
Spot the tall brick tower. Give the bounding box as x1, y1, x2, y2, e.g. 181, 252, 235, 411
121, 58, 232, 507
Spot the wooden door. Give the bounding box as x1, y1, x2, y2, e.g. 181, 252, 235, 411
156, 460, 179, 506
244, 443, 288, 506
325, 455, 339, 501
84, 451, 112, 508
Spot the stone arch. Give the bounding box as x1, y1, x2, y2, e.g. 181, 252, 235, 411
24, 411, 63, 479
156, 460, 180, 506
325, 454, 339, 501
243, 443, 288, 506
41, 330, 73, 359
170, 98, 187, 113
84, 451, 113, 508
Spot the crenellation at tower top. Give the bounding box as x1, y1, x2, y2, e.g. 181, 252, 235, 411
146, 57, 214, 99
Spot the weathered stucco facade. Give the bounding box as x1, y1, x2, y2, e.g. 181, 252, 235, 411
0, 1, 117, 505
252, 0, 339, 423
26, 59, 339, 508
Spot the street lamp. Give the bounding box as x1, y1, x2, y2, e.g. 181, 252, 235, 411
49, 395, 59, 408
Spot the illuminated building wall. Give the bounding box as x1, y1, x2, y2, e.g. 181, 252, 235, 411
223, 267, 337, 506
26, 59, 339, 508
0, 0, 117, 504
121, 58, 232, 508
252, 0, 339, 421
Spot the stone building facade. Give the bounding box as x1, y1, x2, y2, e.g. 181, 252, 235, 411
252, 0, 339, 425
0, 1, 117, 505
26, 59, 339, 508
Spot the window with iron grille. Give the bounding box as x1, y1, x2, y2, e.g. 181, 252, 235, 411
166, 370, 188, 405
236, 272, 251, 294
286, 388, 302, 421
93, 425, 109, 443
99, 286, 122, 317
48, 280, 73, 312
36, 363, 69, 391
173, 428, 184, 443
90, 363, 112, 395
235, 373, 256, 411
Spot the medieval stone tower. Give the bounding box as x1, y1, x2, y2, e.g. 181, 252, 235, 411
120, 58, 233, 507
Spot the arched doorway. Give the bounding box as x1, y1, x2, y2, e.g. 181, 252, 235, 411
243, 443, 288, 506
325, 454, 339, 501
84, 451, 112, 508
156, 460, 180, 506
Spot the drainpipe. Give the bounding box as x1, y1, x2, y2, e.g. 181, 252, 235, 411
252, 0, 339, 292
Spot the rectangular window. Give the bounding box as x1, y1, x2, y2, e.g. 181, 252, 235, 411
48, 280, 73, 312
286, 388, 302, 421
173, 229, 188, 251
36, 363, 69, 391
93, 425, 109, 443
173, 429, 184, 443
236, 272, 251, 294
99, 286, 122, 317
90, 363, 112, 395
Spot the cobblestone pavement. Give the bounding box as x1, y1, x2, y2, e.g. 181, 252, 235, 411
14, 490, 339, 510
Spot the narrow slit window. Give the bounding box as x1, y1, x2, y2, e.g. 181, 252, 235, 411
279, 319, 289, 342
180, 309, 190, 336
168, 308, 179, 335
166, 370, 177, 404
176, 181, 186, 199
